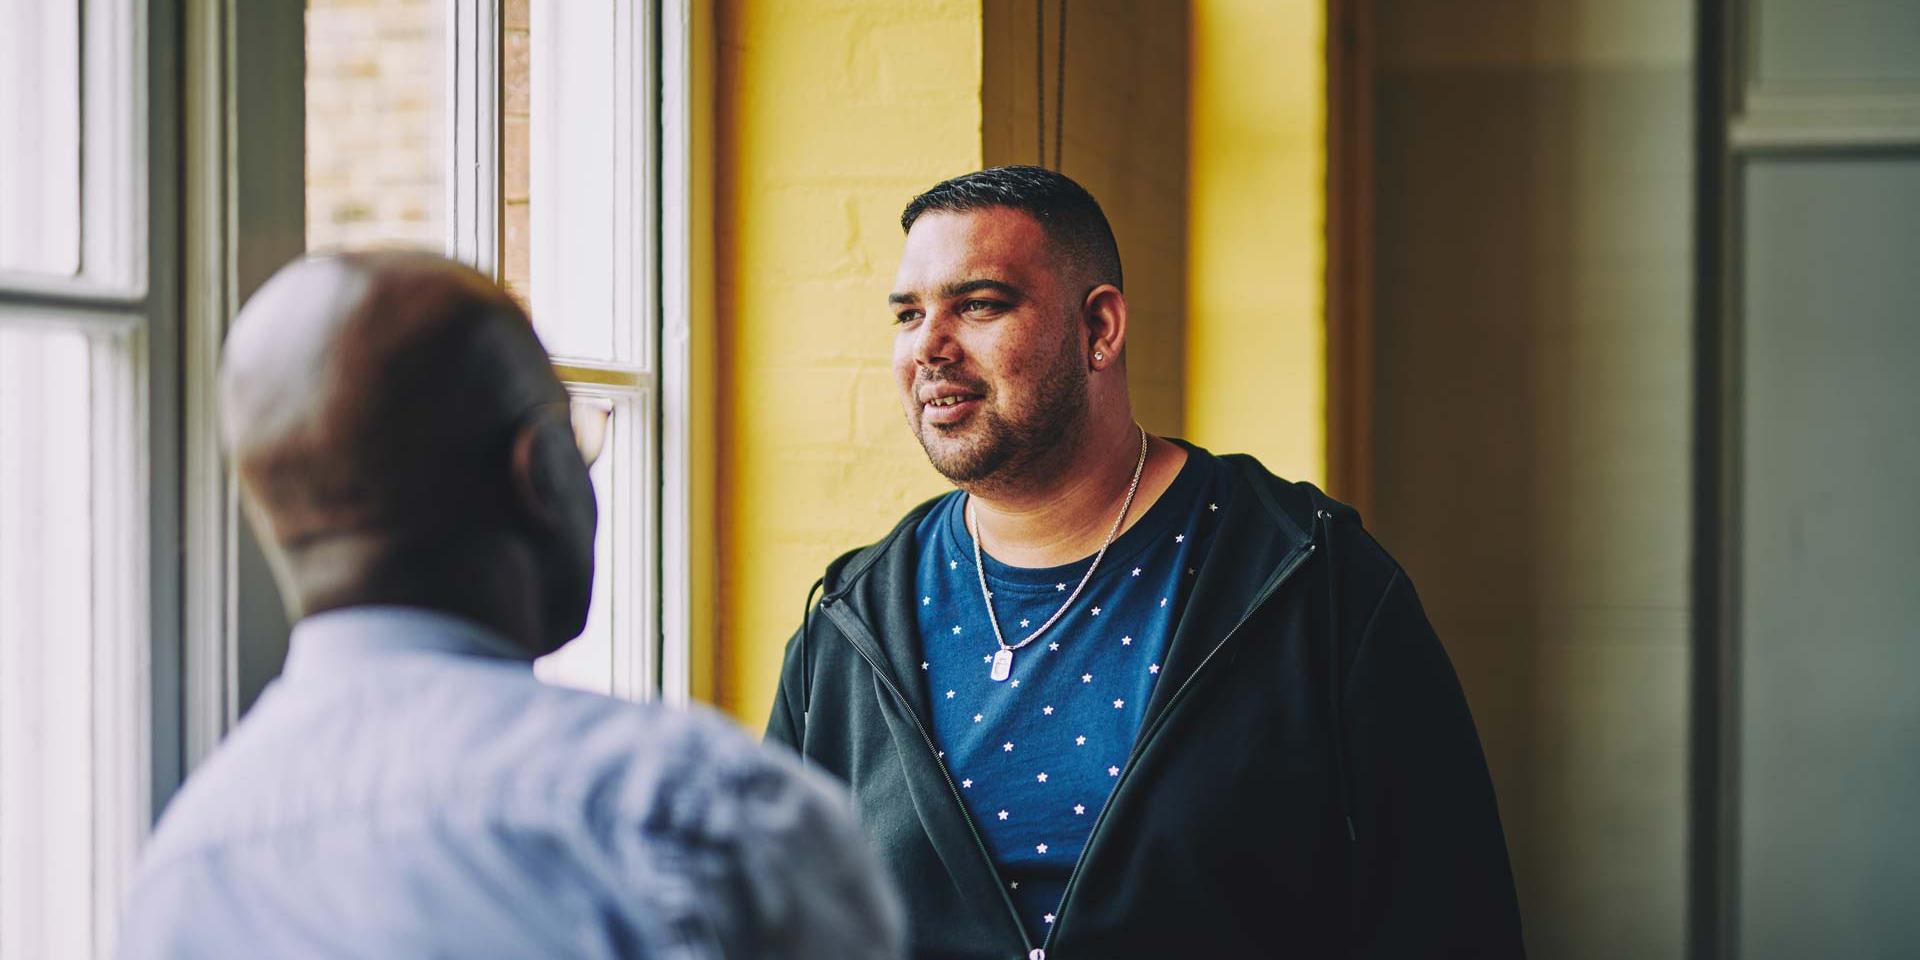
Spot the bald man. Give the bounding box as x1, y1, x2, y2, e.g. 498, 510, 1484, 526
119, 252, 902, 959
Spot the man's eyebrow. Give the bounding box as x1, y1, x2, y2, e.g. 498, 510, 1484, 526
888, 279, 1023, 307
940, 279, 1024, 301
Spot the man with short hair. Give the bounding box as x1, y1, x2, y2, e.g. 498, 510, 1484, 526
122, 252, 902, 959
768, 166, 1524, 959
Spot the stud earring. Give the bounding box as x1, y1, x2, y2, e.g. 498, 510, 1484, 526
1094, 351, 1105, 362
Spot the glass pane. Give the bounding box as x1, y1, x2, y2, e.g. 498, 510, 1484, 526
519, 0, 621, 362
0, 0, 82, 277
534, 393, 624, 695
0, 324, 96, 958
305, 0, 446, 251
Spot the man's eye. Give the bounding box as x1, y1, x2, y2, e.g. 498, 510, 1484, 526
961, 299, 1004, 315
894, 310, 923, 325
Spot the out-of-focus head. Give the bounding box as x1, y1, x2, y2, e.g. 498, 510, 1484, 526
892, 166, 1131, 491
221, 251, 595, 656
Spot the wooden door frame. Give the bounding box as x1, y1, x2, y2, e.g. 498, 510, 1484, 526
1325, 0, 1373, 518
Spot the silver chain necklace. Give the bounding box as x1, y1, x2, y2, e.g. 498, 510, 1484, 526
967, 424, 1149, 682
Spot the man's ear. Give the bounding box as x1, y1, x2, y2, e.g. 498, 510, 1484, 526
507, 411, 588, 532
1084, 283, 1128, 371
507, 408, 598, 650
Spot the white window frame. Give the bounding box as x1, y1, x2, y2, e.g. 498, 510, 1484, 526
179, 0, 305, 764
0, 0, 178, 955
446, 0, 690, 702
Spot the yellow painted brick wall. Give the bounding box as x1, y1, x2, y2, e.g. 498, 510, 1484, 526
714, 0, 983, 723
1186, 0, 1325, 483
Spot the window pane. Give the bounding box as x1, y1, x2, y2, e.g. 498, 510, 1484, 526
305, 0, 446, 251
0, 324, 97, 958
0, 0, 82, 277
519, 0, 624, 363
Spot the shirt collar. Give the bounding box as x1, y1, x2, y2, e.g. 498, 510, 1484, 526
281, 605, 535, 680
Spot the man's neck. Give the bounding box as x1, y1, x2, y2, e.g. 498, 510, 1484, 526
287, 529, 547, 657
964, 421, 1188, 569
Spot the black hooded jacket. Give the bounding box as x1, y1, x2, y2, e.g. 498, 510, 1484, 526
767, 451, 1525, 959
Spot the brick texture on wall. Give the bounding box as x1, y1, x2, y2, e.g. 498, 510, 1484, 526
305, 0, 444, 253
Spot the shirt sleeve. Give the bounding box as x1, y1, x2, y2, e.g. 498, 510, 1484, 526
764, 625, 807, 750
1343, 567, 1527, 959
616, 713, 903, 960
711, 747, 907, 960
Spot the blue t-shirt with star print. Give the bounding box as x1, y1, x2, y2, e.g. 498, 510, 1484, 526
914, 440, 1235, 943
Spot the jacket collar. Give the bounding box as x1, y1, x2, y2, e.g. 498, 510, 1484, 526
823, 452, 1316, 738
1139, 454, 1314, 722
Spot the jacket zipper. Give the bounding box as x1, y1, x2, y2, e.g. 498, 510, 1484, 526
1040, 540, 1317, 957
819, 600, 1038, 958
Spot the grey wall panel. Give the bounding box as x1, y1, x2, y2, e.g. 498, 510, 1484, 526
1737, 154, 1920, 960
1372, 2, 1694, 949
1752, 0, 1920, 86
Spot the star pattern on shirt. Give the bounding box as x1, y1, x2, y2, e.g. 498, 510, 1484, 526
914, 462, 1232, 937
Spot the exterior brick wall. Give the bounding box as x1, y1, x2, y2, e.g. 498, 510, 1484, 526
305, 0, 444, 253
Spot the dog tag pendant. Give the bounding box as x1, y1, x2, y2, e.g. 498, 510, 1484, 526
990, 648, 1014, 681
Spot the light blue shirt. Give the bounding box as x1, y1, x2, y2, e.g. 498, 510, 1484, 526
120, 607, 903, 959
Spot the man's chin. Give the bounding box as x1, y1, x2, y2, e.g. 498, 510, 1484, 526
915, 431, 1003, 486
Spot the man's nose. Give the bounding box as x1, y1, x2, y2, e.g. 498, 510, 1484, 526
912, 311, 960, 367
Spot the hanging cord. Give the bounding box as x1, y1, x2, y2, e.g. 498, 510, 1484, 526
1035, 0, 1046, 166
1053, 0, 1068, 170
1318, 505, 1357, 843
798, 575, 826, 762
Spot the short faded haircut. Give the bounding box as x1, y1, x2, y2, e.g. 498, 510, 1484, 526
900, 165, 1123, 292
